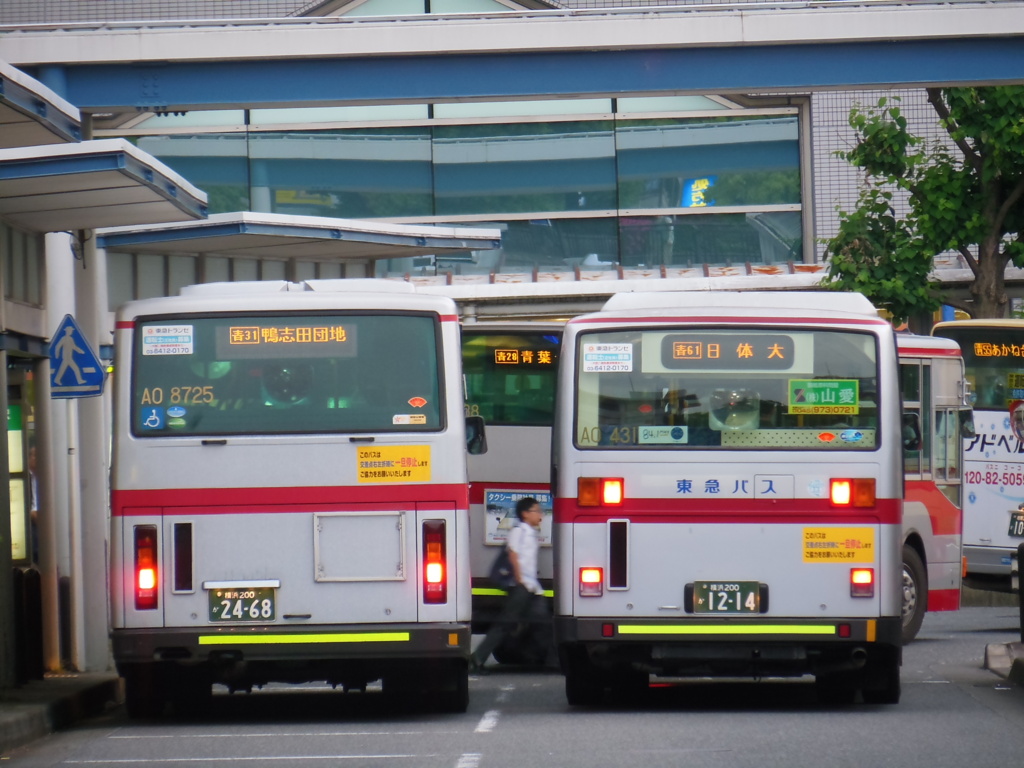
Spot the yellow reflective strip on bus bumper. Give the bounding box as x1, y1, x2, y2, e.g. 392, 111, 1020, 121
472, 588, 555, 598
616, 624, 836, 636
198, 632, 411, 646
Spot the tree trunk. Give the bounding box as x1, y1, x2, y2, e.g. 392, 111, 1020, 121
970, 240, 1010, 318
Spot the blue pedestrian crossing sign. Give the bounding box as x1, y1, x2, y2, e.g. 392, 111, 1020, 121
49, 314, 105, 398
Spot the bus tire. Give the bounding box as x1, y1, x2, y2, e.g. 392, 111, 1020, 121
814, 672, 857, 706
901, 544, 927, 644
564, 649, 602, 706
435, 661, 470, 713
169, 665, 213, 718
861, 650, 901, 705
122, 664, 166, 719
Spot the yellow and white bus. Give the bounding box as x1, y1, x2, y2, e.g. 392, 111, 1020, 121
110, 280, 480, 716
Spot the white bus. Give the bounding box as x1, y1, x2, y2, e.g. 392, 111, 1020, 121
895, 334, 970, 639
552, 291, 905, 704
932, 319, 1024, 591
462, 322, 561, 636
110, 280, 481, 717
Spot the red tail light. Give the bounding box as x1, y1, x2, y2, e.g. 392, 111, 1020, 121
579, 567, 604, 597
850, 568, 875, 598
830, 478, 876, 507
134, 525, 159, 611
423, 520, 447, 604
578, 477, 624, 506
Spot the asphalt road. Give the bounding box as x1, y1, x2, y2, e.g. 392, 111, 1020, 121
6, 606, 1024, 768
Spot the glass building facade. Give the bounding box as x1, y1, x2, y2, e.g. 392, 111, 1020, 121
114, 96, 803, 288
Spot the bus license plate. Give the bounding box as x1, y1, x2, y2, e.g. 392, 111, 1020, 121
1009, 512, 1024, 539
694, 581, 760, 614
208, 587, 276, 622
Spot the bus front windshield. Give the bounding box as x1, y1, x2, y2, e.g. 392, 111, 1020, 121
934, 327, 1024, 411
462, 331, 560, 426
575, 327, 879, 450
132, 313, 443, 437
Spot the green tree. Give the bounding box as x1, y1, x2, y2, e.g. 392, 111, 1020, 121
823, 87, 1024, 322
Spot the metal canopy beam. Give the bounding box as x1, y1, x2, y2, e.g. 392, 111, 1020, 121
0, 60, 80, 147
0, 139, 207, 232
43, 37, 1024, 113
98, 212, 501, 261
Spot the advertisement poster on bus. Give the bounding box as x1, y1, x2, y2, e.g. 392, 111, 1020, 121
484, 489, 552, 547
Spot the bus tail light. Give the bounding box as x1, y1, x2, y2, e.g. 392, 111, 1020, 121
580, 567, 604, 596
134, 525, 159, 611
423, 520, 447, 604
578, 477, 624, 506
830, 478, 876, 507
850, 568, 874, 598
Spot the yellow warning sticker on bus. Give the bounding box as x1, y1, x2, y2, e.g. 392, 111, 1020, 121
357, 445, 431, 483
803, 527, 874, 562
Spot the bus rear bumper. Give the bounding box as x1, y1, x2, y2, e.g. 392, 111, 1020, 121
555, 616, 901, 679
112, 623, 470, 667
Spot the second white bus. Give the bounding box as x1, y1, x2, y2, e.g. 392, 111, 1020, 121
553, 291, 906, 704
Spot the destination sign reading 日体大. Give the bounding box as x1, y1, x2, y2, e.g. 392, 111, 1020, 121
660, 334, 794, 370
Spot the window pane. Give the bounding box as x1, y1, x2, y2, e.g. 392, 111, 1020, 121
232, 258, 258, 282
462, 329, 561, 426
294, 262, 317, 282
137, 135, 250, 214
131, 313, 442, 436
250, 129, 433, 218
433, 121, 616, 215
11, 229, 27, 301
108, 251, 135, 310
434, 99, 612, 120
168, 255, 197, 297
26, 232, 41, 305
616, 96, 731, 113
261, 260, 287, 281
617, 116, 800, 208
205, 256, 230, 284
137, 254, 165, 300
575, 328, 878, 451
619, 212, 801, 268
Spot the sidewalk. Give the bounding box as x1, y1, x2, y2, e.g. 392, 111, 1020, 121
0, 673, 121, 756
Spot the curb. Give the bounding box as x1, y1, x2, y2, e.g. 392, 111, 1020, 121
984, 642, 1024, 682
0, 675, 122, 756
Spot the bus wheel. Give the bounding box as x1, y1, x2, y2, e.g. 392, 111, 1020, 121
169, 666, 213, 718
814, 673, 857, 706
438, 661, 470, 713
564, 650, 602, 706
862, 652, 901, 705
122, 664, 166, 719
901, 544, 927, 644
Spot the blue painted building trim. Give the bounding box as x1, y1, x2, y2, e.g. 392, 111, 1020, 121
98, 221, 501, 252
0, 149, 208, 221
0, 68, 81, 142
52, 38, 1024, 111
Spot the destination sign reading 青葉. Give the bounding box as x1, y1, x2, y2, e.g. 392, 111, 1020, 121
660, 334, 794, 370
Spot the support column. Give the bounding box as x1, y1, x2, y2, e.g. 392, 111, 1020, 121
73, 233, 112, 672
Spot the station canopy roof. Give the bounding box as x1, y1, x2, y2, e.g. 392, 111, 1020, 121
97, 211, 502, 262
0, 59, 81, 148
0, 138, 208, 232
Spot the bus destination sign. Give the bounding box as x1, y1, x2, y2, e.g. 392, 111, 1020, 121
661, 334, 794, 370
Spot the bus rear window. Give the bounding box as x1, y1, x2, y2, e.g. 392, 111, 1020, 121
462, 331, 560, 426
575, 327, 879, 450
132, 313, 443, 437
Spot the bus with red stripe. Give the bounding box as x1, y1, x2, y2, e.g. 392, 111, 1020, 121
552, 291, 908, 705
110, 280, 480, 716
895, 334, 970, 640
461, 322, 561, 634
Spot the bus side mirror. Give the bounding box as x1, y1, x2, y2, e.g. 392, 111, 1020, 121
902, 412, 922, 452
466, 415, 488, 455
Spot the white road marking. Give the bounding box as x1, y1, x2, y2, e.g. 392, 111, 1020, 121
496, 683, 515, 703
455, 753, 482, 768
109, 731, 447, 740
65, 756, 430, 764
474, 709, 500, 733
